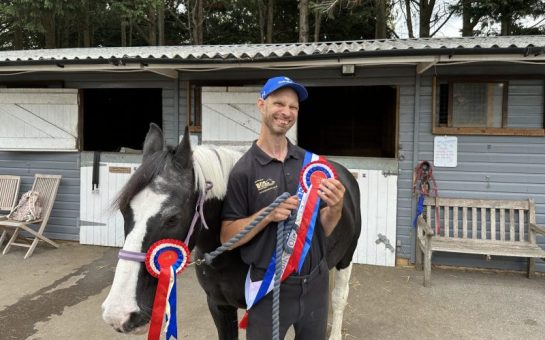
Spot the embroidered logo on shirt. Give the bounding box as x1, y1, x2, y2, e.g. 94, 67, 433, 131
255, 178, 277, 194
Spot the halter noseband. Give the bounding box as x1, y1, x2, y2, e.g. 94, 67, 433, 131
118, 181, 213, 263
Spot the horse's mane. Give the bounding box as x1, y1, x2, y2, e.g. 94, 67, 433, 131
113, 145, 241, 211
192, 145, 242, 200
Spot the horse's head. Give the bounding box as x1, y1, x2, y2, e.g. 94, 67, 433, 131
102, 123, 198, 334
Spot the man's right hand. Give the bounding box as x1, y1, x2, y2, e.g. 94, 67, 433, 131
268, 195, 299, 222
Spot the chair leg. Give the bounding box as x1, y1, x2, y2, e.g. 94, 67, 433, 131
423, 249, 432, 288
2, 228, 19, 255
24, 237, 40, 259
415, 242, 423, 271
0, 229, 6, 248
37, 234, 59, 248
527, 258, 536, 279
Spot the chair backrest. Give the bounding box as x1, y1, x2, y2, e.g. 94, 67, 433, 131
31, 174, 62, 221
0, 175, 21, 211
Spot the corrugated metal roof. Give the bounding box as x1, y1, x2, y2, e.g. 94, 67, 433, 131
0, 36, 543, 64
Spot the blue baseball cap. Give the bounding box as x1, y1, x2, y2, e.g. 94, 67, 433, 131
260, 76, 308, 102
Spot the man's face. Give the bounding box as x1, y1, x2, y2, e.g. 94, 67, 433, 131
257, 87, 299, 136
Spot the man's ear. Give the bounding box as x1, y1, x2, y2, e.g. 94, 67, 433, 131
257, 98, 265, 113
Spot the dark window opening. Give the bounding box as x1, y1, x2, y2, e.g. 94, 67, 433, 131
82, 89, 162, 152
298, 86, 397, 158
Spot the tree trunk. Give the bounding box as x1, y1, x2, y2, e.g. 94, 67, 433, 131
299, 0, 309, 42
314, 9, 322, 42
419, 0, 435, 38
461, 0, 472, 36
83, 1, 91, 47
374, 0, 387, 39
258, 0, 266, 43
158, 0, 165, 45
121, 18, 128, 47
13, 26, 23, 50
266, 0, 274, 43
149, 4, 157, 46
500, 15, 511, 35
404, 0, 414, 38
190, 0, 204, 44
43, 12, 56, 48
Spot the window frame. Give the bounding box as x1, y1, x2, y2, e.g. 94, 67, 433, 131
432, 75, 545, 136
187, 79, 262, 133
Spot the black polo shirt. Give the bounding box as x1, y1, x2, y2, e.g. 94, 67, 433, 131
221, 140, 325, 278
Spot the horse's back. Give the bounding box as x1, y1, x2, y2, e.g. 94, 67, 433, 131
326, 161, 362, 270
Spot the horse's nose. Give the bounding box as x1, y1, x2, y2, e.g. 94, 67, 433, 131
122, 311, 150, 334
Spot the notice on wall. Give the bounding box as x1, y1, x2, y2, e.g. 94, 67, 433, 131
434, 136, 457, 167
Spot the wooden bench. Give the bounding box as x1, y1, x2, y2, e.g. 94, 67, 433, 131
416, 197, 545, 287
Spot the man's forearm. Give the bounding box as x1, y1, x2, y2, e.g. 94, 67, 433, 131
320, 206, 342, 236
220, 210, 272, 248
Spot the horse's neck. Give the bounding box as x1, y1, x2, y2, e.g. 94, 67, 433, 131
196, 198, 224, 253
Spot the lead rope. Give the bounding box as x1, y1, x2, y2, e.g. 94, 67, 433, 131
412, 161, 440, 234
203, 192, 291, 264
203, 192, 294, 340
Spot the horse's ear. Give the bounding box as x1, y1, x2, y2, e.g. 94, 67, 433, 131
174, 126, 192, 169
143, 123, 164, 162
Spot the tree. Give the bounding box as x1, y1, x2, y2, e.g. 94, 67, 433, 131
313, 0, 383, 40
299, 0, 310, 42
451, 0, 545, 36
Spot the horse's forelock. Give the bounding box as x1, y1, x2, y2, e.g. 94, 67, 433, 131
114, 151, 170, 212
192, 146, 242, 200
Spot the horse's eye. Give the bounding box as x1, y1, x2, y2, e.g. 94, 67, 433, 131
164, 216, 178, 227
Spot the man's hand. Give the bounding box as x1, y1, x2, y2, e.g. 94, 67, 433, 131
268, 195, 299, 222
318, 178, 345, 210
318, 178, 345, 236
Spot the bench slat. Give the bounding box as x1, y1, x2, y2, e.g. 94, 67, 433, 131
462, 207, 468, 238
510, 209, 515, 242
426, 197, 530, 209
432, 238, 545, 258
491, 208, 496, 241
453, 206, 459, 238
500, 209, 505, 241
444, 206, 449, 237
481, 208, 486, 240
519, 210, 524, 242
472, 207, 477, 239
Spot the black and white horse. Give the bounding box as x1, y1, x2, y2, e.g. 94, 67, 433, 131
102, 124, 361, 340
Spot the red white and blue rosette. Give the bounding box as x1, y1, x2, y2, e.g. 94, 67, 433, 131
300, 160, 337, 192
145, 239, 190, 278
145, 239, 190, 340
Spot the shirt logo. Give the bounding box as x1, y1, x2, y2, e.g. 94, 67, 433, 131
255, 178, 277, 194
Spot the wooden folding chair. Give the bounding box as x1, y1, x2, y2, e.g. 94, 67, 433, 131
1, 174, 62, 259
0, 175, 21, 247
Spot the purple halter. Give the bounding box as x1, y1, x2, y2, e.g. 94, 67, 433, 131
118, 181, 213, 262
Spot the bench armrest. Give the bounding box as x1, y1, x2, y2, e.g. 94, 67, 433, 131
529, 223, 545, 236
417, 215, 434, 236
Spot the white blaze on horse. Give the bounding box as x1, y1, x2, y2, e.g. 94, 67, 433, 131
102, 123, 361, 340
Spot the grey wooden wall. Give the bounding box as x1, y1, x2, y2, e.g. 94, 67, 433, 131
0, 72, 177, 241
403, 64, 545, 272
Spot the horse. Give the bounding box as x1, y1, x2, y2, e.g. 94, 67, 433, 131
102, 123, 361, 340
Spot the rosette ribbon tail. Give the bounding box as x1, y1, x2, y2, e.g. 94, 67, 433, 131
148, 266, 172, 340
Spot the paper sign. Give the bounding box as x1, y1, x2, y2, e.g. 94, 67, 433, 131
434, 136, 457, 167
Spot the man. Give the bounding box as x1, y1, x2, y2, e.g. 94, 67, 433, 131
221, 76, 345, 339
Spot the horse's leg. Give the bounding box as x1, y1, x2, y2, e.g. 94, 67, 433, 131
206, 297, 239, 340
329, 263, 353, 340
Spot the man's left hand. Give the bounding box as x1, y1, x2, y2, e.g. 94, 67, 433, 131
318, 178, 345, 210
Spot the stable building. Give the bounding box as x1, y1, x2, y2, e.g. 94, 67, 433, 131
0, 36, 544, 272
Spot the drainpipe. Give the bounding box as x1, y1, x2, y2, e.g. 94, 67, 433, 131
409, 69, 421, 264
